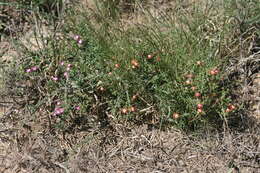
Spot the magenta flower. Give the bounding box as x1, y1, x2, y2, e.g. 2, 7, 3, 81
51, 76, 58, 81
31, 66, 38, 71
73, 34, 83, 44
75, 106, 80, 110
66, 64, 72, 71
78, 39, 83, 44
73, 35, 80, 41
54, 107, 64, 115
26, 69, 32, 73
64, 72, 69, 79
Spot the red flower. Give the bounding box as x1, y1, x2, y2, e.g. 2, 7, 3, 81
129, 106, 136, 112
172, 113, 180, 119
131, 59, 139, 68
121, 108, 128, 114
115, 64, 120, 68
209, 68, 219, 75
197, 108, 203, 113
191, 86, 197, 91
195, 92, 201, 98
147, 54, 153, 59
197, 104, 203, 109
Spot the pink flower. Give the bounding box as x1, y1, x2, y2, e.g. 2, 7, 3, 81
60, 61, 65, 66
73, 35, 80, 41
78, 39, 83, 44
26, 68, 32, 73
31, 66, 38, 71
58, 108, 64, 113
67, 64, 72, 71
51, 76, 58, 81
54, 107, 64, 115
73, 34, 83, 44
75, 106, 80, 110
64, 72, 69, 79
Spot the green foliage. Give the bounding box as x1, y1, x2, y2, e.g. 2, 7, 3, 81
9, 0, 251, 131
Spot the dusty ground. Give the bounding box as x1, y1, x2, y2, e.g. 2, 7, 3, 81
0, 0, 260, 172
0, 118, 259, 172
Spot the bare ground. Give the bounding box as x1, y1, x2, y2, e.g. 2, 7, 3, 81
0, 116, 259, 172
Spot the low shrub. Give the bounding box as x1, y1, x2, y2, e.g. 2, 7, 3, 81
8, 0, 247, 131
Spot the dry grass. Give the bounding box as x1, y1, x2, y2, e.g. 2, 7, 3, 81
0, 117, 259, 172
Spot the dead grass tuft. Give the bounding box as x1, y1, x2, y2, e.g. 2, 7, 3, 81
66, 124, 260, 172
2, 118, 258, 172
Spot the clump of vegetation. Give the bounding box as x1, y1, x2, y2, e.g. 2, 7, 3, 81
5, 0, 259, 132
